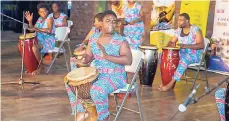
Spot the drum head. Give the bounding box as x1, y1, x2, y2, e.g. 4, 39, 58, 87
139, 44, 158, 50
19, 33, 36, 40
162, 47, 180, 50
74, 49, 86, 56
67, 67, 97, 81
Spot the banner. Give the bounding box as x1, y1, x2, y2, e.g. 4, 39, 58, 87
179, 0, 210, 37
150, 0, 175, 31
209, 0, 229, 72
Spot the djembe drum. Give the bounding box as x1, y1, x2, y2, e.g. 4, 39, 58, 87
160, 47, 180, 86
18, 33, 39, 73
64, 67, 99, 121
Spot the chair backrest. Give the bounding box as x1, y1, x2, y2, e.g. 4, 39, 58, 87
203, 38, 210, 53
67, 20, 73, 28
55, 27, 70, 41
125, 49, 144, 73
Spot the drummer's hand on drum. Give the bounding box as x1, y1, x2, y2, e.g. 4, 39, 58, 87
25, 11, 33, 22
166, 41, 176, 47
74, 44, 86, 53
177, 43, 185, 48
97, 43, 107, 58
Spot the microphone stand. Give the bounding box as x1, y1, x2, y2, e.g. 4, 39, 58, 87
192, 76, 229, 104
1, 12, 40, 89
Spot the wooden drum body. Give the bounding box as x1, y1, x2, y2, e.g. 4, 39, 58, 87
83, 100, 98, 121
139, 44, 158, 86
18, 33, 39, 73
160, 47, 180, 86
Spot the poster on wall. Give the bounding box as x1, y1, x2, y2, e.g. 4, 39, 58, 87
179, 0, 210, 37
150, 0, 175, 31
150, 0, 175, 53
209, 0, 229, 73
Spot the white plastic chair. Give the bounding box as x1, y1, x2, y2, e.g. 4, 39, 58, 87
46, 27, 70, 73
112, 49, 144, 121
184, 38, 210, 91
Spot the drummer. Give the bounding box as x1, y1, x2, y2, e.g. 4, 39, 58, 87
74, 12, 103, 52
24, 3, 56, 75
69, 10, 132, 121
48, 2, 68, 27
158, 13, 205, 91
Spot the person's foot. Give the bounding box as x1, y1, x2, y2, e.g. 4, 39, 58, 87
158, 80, 176, 92
32, 66, 44, 75
77, 112, 89, 121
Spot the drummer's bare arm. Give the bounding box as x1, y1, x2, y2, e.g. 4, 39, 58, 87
82, 29, 94, 45
63, 16, 68, 27
180, 30, 204, 50
82, 43, 93, 64
97, 41, 132, 65
167, 36, 178, 46
25, 11, 35, 32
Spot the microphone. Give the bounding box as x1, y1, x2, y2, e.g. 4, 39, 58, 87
178, 84, 200, 112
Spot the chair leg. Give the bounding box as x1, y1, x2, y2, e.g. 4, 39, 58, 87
63, 49, 70, 72
204, 62, 209, 92
136, 85, 144, 121
184, 71, 188, 83
67, 39, 72, 57
46, 52, 59, 74
114, 88, 132, 121
191, 66, 201, 90
113, 93, 119, 112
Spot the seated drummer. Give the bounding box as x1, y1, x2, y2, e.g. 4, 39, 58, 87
70, 10, 132, 121
158, 13, 205, 91
49, 2, 68, 27
24, 3, 56, 75
74, 12, 103, 52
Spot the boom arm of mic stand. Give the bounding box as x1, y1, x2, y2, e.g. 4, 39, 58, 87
192, 76, 229, 103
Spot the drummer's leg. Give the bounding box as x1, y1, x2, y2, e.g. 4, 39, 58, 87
215, 88, 226, 121
159, 54, 197, 91
90, 77, 119, 121
31, 44, 44, 75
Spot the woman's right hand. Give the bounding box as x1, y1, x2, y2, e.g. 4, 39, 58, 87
25, 11, 33, 22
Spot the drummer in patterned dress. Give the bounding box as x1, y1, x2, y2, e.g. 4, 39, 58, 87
122, 1, 145, 50
25, 3, 56, 75
49, 2, 68, 27
66, 10, 132, 121
158, 13, 205, 91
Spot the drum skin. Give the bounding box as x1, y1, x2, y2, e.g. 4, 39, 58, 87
139, 45, 158, 86
160, 48, 180, 86
18, 34, 39, 73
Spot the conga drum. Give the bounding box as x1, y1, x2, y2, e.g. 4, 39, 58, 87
18, 33, 39, 73
139, 44, 158, 86
160, 47, 180, 86
64, 67, 99, 121
225, 83, 229, 120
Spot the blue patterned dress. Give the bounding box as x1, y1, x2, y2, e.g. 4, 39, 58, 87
35, 16, 55, 54
48, 12, 67, 27
172, 25, 203, 81
123, 2, 144, 50
215, 88, 226, 121
66, 32, 127, 121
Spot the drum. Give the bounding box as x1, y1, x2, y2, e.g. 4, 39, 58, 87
225, 83, 229, 120
138, 44, 158, 86
65, 67, 99, 99
83, 100, 98, 121
18, 33, 39, 73
160, 47, 180, 86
